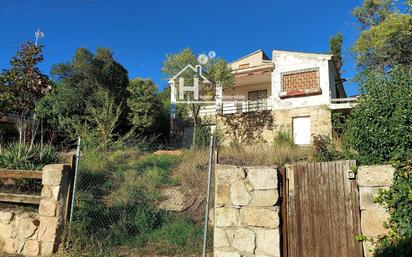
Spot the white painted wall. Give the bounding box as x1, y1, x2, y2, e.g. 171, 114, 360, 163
271, 51, 334, 110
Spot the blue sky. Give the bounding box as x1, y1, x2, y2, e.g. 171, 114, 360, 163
0, 0, 362, 96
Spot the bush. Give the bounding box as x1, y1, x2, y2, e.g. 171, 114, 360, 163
0, 143, 60, 195
0, 143, 60, 170
273, 130, 292, 146
374, 160, 412, 257
346, 67, 412, 164
194, 125, 211, 148
331, 112, 349, 136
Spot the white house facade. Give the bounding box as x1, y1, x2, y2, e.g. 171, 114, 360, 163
170, 49, 356, 146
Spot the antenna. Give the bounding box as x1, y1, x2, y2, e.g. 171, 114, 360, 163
34, 29, 44, 46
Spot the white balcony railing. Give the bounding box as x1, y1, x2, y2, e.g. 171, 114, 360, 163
330, 97, 358, 110
199, 99, 272, 116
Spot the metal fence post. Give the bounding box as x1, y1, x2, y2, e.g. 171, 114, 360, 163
202, 134, 214, 257
69, 137, 81, 223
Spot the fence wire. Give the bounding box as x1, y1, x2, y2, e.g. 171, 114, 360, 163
68, 144, 214, 257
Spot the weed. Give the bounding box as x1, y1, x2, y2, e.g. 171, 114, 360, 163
219, 143, 313, 166
67, 149, 204, 256
273, 130, 292, 146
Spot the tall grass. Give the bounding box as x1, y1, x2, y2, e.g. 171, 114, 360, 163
219, 143, 314, 166
68, 147, 205, 256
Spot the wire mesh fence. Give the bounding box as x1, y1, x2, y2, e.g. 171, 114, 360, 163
68, 145, 214, 257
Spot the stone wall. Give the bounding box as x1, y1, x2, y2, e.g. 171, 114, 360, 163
357, 165, 395, 257
0, 164, 71, 256
216, 105, 332, 145
214, 165, 281, 257
272, 105, 332, 139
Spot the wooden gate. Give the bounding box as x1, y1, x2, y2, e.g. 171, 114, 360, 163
282, 160, 363, 257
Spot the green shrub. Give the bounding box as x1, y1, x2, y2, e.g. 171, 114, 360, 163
0, 143, 60, 170
312, 134, 342, 161
346, 67, 412, 164
194, 125, 211, 148
331, 112, 349, 136
374, 160, 412, 257
273, 130, 292, 146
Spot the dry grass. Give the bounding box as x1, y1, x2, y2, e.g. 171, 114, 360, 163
170, 148, 210, 221
218, 143, 314, 166
172, 148, 209, 189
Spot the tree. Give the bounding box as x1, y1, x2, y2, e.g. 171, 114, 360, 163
329, 33, 343, 74
353, 0, 395, 28
352, 0, 412, 74
161, 48, 234, 147
345, 66, 412, 163
84, 89, 122, 151
127, 78, 162, 134
0, 41, 51, 144
36, 47, 129, 141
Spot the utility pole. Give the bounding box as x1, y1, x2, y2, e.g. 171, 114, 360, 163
34, 29, 44, 46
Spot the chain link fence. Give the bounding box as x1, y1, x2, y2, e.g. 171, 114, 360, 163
67, 145, 213, 257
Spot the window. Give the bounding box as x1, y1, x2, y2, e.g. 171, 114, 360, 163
248, 90, 267, 111
293, 117, 311, 145
282, 68, 319, 92
239, 63, 250, 69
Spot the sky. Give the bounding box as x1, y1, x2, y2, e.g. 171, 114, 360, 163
0, 0, 363, 96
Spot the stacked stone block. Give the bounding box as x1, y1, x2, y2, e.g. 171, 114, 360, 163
214, 165, 281, 257
0, 164, 71, 256
357, 165, 395, 257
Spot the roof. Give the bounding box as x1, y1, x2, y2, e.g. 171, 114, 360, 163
272, 49, 333, 59
229, 49, 269, 64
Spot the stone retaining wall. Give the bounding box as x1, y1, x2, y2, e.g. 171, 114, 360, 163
215, 105, 332, 145
0, 164, 71, 256
357, 165, 395, 257
214, 165, 281, 257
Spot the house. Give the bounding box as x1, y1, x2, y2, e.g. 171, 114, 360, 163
170, 49, 356, 146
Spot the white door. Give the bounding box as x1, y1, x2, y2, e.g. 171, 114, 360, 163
293, 117, 311, 145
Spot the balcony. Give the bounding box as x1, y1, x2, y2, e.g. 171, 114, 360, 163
199, 98, 272, 116
330, 97, 358, 110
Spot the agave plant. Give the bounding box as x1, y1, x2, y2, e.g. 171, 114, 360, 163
0, 143, 60, 170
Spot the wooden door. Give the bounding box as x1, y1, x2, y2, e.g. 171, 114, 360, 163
284, 160, 363, 257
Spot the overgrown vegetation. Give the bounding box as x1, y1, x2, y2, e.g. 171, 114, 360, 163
374, 160, 412, 257
0, 143, 60, 170
346, 67, 412, 164
1, 2, 411, 255
66, 145, 207, 256
0, 143, 60, 195
219, 141, 313, 166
